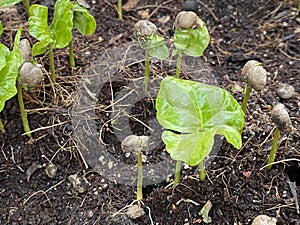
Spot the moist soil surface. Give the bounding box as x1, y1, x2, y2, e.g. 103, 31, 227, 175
1, 0, 300, 224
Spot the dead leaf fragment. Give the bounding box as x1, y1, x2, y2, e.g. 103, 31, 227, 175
26, 162, 43, 181
124, 204, 145, 219
122, 0, 141, 11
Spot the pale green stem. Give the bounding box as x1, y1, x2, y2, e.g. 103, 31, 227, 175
23, 0, 30, 17
0, 118, 5, 134
49, 44, 56, 83
175, 51, 183, 78
241, 84, 252, 114
199, 160, 206, 182
17, 81, 31, 137
266, 127, 280, 171
174, 160, 182, 186
68, 40, 75, 68
137, 151, 143, 206
118, 0, 123, 20
143, 49, 150, 96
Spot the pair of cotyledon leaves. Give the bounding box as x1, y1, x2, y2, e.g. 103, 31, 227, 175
28, 0, 96, 56
142, 19, 210, 60
156, 76, 244, 166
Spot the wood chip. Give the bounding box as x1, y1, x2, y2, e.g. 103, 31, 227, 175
122, 0, 141, 12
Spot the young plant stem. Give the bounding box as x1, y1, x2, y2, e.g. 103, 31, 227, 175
68, 40, 75, 68
23, 0, 30, 17
175, 51, 183, 78
143, 49, 150, 96
137, 150, 143, 206
174, 160, 182, 186
17, 81, 32, 137
241, 84, 251, 114
118, 0, 123, 20
49, 44, 56, 83
266, 127, 280, 171
0, 118, 5, 134
199, 160, 206, 182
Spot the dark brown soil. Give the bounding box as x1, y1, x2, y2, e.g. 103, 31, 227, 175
1, 0, 300, 224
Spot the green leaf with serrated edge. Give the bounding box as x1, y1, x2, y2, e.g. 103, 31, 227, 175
0, 29, 24, 112
0, 0, 22, 7
73, 3, 96, 36
50, 0, 73, 48
156, 76, 244, 166
28, 4, 53, 56
0, 20, 3, 36
145, 34, 169, 60
174, 24, 210, 57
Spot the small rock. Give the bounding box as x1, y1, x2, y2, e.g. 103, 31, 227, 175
68, 174, 85, 194
183, 0, 198, 12
124, 204, 145, 219
86, 209, 94, 218
137, 10, 149, 19
276, 83, 295, 99
251, 215, 277, 225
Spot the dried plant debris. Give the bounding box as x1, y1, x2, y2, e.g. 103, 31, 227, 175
45, 163, 57, 178
26, 162, 43, 181
124, 204, 145, 219
68, 174, 86, 195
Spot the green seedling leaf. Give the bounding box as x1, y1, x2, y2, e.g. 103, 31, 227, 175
28, 0, 73, 56
0, 0, 22, 7
199, 200, 212, 224
73, 3, 96, 35
156, 76, 244, 166
50, 0, 73, 48
145, 34, 169, 60
174, 25, 210, 57
28, 4, 53, 56
0, 29, 24, 112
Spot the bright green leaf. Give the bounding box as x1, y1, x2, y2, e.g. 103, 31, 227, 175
0, 0, 22, 7
73, 3, 96, 36
50, 0, 73, 48
0, 44, 10, 71
0, 29, 24, 112
28, 4, 53, 56
174, 25, 210, 57
156, 76, 244, 166
146, 34, 169, 60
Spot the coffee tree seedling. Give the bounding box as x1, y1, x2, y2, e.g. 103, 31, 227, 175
28, 0, 73, 83
173, 11, 210, 78
266, 103, 293, 170
241, 60, 267, 114
156, 76, 244, 184
121, 135, 149, 206
68, 1, 96, 67
0, 29, 43, 137
133, 20, 169, 95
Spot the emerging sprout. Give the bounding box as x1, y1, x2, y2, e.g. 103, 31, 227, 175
241, 60, 267, 114
173, 11, 210, 78
121, 135, 149, 206
133, 20, 168, 95
19, 62, 44, 88
266, 103, 293, 170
